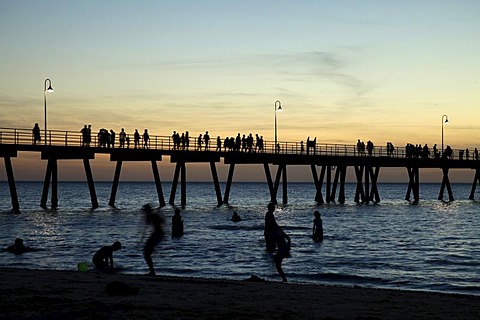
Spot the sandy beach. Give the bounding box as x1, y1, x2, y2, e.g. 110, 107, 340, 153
0, 268, 478, 319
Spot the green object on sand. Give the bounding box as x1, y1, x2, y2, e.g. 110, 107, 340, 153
77, 262, 89, 272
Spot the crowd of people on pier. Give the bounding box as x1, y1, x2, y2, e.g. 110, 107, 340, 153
30, 123, 480, 160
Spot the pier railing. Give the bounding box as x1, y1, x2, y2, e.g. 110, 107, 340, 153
0, 127, 476, 160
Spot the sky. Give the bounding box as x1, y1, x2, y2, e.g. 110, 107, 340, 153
0, 0, 479, 183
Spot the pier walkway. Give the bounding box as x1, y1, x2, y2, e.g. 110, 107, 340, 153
1, 127, 480, 212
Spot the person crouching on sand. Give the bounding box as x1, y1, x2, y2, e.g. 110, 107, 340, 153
92, 241, 122, 270
143, 204, 164, 276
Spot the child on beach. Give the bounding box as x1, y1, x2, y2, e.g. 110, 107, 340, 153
92, 241, 122, 270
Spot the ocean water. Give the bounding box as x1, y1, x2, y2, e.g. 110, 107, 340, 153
0, 181, 479, 295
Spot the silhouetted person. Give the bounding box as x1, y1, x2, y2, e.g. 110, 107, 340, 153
185, 131, 190, 149
367, 140, 374, 156
119, 128, 126, 148
443, 145, 453, 159
80, 125, 88, 146
273, 227, 291, 282
433, 144, 438, 158
134, 129, 140, 148
204, 131, 210, 150
143, 204, 164, 275
171, 208, 184, 237
109, 129, 116, 148
196, 134, 202, 150
312, 211, 323, 242
92, 241, 122, 270
3, 238, 36, 255
86, 125, 92, 147
216, 136, 222, 151
264, 203, 279, 252
231, 211, 241, 222
143, 129, 150, 148
32, 123, 41, 145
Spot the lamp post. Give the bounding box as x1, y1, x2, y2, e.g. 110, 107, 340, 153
274, 100, 282, 153
441, 114, 448, 154
44, 79, 54, 144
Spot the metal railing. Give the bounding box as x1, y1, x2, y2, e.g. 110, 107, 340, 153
0, 127, 477, 161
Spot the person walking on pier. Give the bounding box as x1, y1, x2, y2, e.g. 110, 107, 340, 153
119, 128, 126, 148
312, 210, 323, 242
134, 129, 140, 149
109, 129, 116, 148
80, 125, 88, 147
86, 125, 92, 147
32, 123, 41, 145
142, 204, 164, 276
196, 134, 203, 150
143, 129, 150, 149
264, 203, 279, 253
204, 131, 210, 150
216, 136, 222, 151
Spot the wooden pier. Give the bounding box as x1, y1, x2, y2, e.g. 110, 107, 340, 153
1, 127, 480, 212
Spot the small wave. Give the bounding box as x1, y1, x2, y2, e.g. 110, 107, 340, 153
300, 272, 386, 285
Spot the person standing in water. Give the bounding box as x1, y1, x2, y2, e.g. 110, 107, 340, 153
171, 208, 184, 237
264, 203, 279, 252
142, 204, 164, 275
312, 210, 323, 242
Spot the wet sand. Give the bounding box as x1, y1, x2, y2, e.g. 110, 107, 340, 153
0, 268, 479, 319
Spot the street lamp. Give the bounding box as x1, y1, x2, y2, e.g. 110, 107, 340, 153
44, 79, 54, 144
274, 100, 282, 153
441, 114, 448, 154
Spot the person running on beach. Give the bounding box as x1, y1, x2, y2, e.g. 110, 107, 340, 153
92, 241, 122, 270
273, 227, 291, 282
142, 204, 164, 275
312, 210, 323, 242
264, 203, 279, 252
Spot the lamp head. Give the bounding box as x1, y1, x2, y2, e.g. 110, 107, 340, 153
444, 118, 448, 124
46, 85, 54, 93
277, 105, 282, 112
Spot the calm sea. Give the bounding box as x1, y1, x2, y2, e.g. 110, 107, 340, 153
0, 182, 478, 295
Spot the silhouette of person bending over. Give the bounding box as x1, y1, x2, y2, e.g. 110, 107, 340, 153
92, 241, 122, 270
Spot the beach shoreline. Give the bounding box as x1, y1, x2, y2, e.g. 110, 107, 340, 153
0, 267, 479, 319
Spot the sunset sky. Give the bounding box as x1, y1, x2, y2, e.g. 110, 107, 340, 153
1, 1, 479, 183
